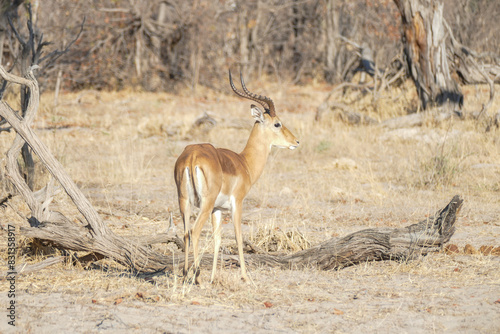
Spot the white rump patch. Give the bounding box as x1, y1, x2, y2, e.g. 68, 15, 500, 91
192, 166, 205, 208
185, 167, 196, 207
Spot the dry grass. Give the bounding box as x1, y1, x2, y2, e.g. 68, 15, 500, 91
0, 81, 499, 332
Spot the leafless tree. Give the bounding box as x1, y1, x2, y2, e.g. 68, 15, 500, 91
0, 3, 82, 192
394, 0, 500, 115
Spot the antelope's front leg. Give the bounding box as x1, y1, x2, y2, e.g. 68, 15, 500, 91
232, 199, 249, 281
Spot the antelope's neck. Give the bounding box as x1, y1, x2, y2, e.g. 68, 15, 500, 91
240, 123, 271, 185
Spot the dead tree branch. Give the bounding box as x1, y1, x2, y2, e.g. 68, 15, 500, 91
443, 19, 499, 119
0, 256, 65, 278
193, 195, 463, 271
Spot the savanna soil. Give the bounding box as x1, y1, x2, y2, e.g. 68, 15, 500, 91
1, 81, 499, 333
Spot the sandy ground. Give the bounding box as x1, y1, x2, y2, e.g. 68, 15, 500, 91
1, 205, 499, 333
1, 86, 500, 333
1, 253, 499, 333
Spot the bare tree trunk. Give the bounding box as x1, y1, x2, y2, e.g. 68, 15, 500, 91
394, 0, 463, 111
324, 0, 340, 83
53, 69, 62, 107
134, 31, 142, 78
291, 0, 303, 76
189, 35, 201, 91
0, 29, 4, 66
238, 4, 249, 74
152, 2, 168, 56
250, 0, 262, 78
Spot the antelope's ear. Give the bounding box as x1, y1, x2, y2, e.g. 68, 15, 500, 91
251, 104, 265, 123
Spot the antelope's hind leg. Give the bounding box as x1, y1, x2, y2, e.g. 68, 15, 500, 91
179, 196, 191, 281
190, 200, 215, 284
210, 209, 222, 283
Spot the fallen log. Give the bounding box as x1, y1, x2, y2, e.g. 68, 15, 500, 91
189, 195, 463, 271
19, 194, 463, 273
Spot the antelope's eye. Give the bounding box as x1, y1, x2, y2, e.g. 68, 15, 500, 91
274, 122, 281, 128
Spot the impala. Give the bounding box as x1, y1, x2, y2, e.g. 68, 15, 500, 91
174, 71, 299, 284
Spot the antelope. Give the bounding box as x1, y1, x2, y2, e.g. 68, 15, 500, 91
174, 71, 299, 284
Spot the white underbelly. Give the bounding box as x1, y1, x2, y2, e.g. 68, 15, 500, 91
214, 193, 232, 210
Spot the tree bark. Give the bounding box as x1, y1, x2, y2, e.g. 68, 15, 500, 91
394, 0, 463, 111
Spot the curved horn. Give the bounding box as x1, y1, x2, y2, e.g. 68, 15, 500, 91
239, 72, 276, 117
229, 70, 276, 116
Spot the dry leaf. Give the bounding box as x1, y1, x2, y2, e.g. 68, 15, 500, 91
114, 298, 123, 305
333, 308, 344, 315
479, 245, 493, 255
264, 302, 273, 308
444, 244, 459, 255
492, 247, 500, 256
464, 244, 477, 255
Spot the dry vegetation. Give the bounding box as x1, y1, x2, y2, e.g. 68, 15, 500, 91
0, 81, 499, 332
